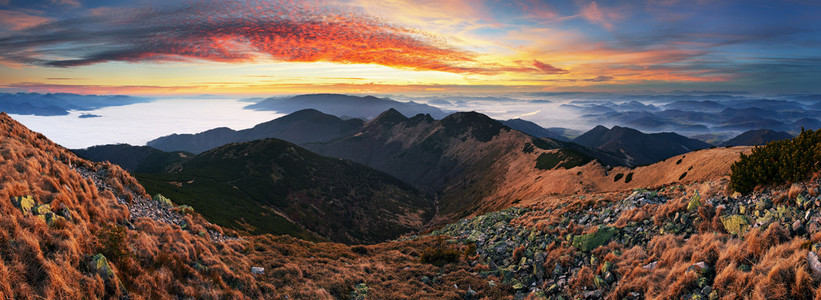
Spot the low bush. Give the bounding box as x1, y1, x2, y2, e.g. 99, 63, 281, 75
730, 129, 821, 194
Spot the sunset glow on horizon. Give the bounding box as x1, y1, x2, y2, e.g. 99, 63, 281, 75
1, 0, 820, 96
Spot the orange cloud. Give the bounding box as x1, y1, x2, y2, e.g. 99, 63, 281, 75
532, 60, 568, 74
0, 10, 52, 30
580, 1, 622, 30
0, 1, 558, 76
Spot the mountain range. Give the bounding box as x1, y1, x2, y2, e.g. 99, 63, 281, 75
244, 93, 450, 120
573, 125, 713, 166
147, 108, 364, 154
0, 92, 149, 116
85, 106, 771, 230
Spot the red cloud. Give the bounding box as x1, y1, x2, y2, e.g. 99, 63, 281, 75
533, 60, 568, 74
0, 1, 553, 75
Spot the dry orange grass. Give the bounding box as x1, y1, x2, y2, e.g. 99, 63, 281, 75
0, 113, 501, 299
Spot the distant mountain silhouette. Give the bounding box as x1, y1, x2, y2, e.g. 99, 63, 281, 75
574, 125, 712, 166
0, 92, 149, 116
245, 93, 449, 119
72, 144, 191, 173
663, 100, 726, 112
501, 118, 570, 141
138, 138, 433, 244
147, 109, 364, 153
304, 109, 627, 223
719, 129, 792, 147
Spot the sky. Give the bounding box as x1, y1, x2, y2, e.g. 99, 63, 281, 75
1, 0, 820, 96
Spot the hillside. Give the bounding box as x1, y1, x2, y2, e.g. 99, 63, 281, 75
501, 118, 571, 141
304, 109, 629, 224
147, 109, 364, 154
574, 125, 713, 166
245, 94, 449, 120
0, 112, 511, 299
719, 129, 793, 146
72, 144, 191, 173
138, 138, 434, 244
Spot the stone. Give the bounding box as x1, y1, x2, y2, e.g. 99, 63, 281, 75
687, 192, 701, 212
153, 194, 174, 207
351, 283, 369, 300
12, 195, 35, 215
687, 261, 710, 275
88, 253, 115, 277
594, 275, 607, 289
797, 194, 809, 208
721, 215, 749, 235
793, 220, 805, 234
643, 261, 658, 270
583, 290, 602, 299
808, 251, 821, 281
572, 226, 618, 252
251, 267, 264, 274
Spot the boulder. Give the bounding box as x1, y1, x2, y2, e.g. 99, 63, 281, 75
572, 226, 618, 252
251, 266, 264, 274
153, 194, 174, 207
721, 215, 749, 235
11, 195, 35, 215
808, 251, 821, 281
687, 192, 701, 212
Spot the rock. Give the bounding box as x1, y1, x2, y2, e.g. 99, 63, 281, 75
572, 226, 618, 252
583, 290, 602, 299
808, 251, 821, 281
687, 261, 710, 275
701, 286, 712, 295
721, 215, 749, 235
643, 261, 658, 270
351, 283, 369, 300
251, 267, 264, 274
797, 194, 809, 208
793, 220, 805, 234
32, 203, 51, 215
601, 261, 613, 275
755, 198, 772, 211
153, 194, 174, 207
594, 275, 607, 288
687, 192, 701, 212
88, 253, 115, 277
12, 195, 35, 215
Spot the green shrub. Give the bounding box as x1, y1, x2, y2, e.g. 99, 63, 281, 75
730, 129, 821, 194
535, 149, 592, 170
97, 223, 131, 262
624, 173, 634, 183
420, 237, 461, 267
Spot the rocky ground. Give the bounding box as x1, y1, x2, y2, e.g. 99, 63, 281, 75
72, 165, 235, 242
430, 177, 821, 299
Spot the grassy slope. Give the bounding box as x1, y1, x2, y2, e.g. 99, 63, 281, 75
138, 138, 434, 244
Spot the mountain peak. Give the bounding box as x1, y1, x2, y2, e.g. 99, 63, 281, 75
369, 108, 408, 126
441, 111, 507, 142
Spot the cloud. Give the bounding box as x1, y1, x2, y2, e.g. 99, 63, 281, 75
533, 60, 568, 74
580, 1, 621, 30
584, 75, 613, 82
50, 0, 80, 7
0, 0, 9, 5
0, 0, 553, 75
0, 10, 52, 30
